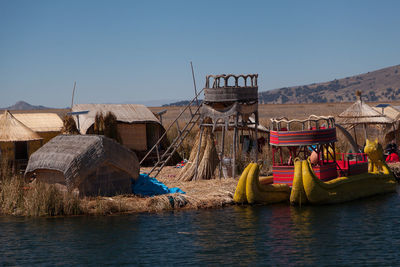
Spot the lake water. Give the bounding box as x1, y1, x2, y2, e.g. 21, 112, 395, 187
1, 188, 400, 266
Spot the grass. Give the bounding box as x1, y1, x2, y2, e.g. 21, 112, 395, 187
0, 175, 82, 216
0, 155, 238, 216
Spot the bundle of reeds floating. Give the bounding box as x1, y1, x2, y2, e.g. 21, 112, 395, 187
61, 115, 79, 134
177, 120, 219, 181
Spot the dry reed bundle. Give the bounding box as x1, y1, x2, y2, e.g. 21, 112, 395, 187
176, 123, 219, 181
104, 111, 122, 143
94, 111, 121, 143
61, 115, 79, 134
94, 112, 105, 134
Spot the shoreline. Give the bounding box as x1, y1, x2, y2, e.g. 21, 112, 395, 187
79, 167, 238, 215
1, 164, 400, 216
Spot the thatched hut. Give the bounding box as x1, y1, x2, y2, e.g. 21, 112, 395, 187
71, 104, 165, 159
13, 113, 63, 143
0, 110, 43, 169
25, 135, 139, 196
372, 104, 400, 143
336, 92, 395, 145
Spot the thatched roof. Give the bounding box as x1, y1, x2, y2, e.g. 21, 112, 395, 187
336, 93, 394, 125
72, 104, 160, 134
248, 117, 269, 133
25, 135, 139, 188
13, 113, 63, 132
0, 110, 42, 142
372, 105, 400, 121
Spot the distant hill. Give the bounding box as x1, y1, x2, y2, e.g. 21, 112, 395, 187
162, 99, 203, 107
1, 101, 52, 110
259, 64, 400, 104
164, 64, 400, 106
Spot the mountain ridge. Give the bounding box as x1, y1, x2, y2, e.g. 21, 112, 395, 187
0, 101, 52, 110
166, 64, 400, 106
259, 64, 400, 104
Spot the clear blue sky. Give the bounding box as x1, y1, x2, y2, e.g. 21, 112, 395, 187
1, 0, 400, 108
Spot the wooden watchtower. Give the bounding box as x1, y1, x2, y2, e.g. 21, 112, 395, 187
196, 74, 259, 178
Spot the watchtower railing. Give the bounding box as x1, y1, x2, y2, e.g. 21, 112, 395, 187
270, 115, 336, 131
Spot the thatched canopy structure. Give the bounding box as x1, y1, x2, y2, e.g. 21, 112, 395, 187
0, 110, 43, 164
336, 92, 395, 144
372, 105, 400, 121
372, 104, 400, 143
0, 110, 42, 142
13, 113, 63, 143
25, 135, 139, 196
71, 104, 164, 155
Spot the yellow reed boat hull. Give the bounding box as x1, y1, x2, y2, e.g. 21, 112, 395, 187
234, 163, 290, 205
291, 160, 397, 205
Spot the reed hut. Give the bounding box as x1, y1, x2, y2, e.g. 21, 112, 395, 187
25, 135, 139, 196
13, 113, 63, 143
372, 104, 400, 143
71, 104, 165, 159
0, 110, 43, 169
336, 92, 395, 146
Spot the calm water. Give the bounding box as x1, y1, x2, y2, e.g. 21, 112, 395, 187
1, 188, 400, 266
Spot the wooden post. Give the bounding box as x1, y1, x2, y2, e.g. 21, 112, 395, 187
219, 125, 225, 179
363, 123, 367, 142
70, 81, 76, 110
194, 126, 204, 180
353, 126, 358, 148
190, 62, 199, 106
232, 115, 238, 178
255, 111, 259, 162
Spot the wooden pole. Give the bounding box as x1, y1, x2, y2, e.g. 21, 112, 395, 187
219, 125, 225, 179
70, 81, 76, 110
255, 111, 259, 162
190, 62, 199, 106
194, 126, 204, 180
353, 125, 358, 148
363, 123, 367, 142
232, 115, 239, 178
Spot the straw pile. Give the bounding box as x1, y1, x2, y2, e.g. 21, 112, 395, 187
61, 115, 79, 134
94, 112, 105, 134
177, 122, 219, 181
94, 111, 121, 143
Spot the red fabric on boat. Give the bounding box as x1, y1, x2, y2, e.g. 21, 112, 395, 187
386, 153, 399, 162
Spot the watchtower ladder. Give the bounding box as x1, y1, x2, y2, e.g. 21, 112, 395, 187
139, 89, 203, 177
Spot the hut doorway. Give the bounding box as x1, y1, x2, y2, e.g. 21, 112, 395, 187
15, 141, 28, 160
146, 123, 160, 150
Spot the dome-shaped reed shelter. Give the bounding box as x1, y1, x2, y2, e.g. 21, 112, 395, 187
25, 135, 139, 196
336, 91, 395, 146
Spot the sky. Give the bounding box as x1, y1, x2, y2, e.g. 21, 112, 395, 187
1, 0, 400, 108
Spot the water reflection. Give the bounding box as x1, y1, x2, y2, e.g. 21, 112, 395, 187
1, 191, 400, 266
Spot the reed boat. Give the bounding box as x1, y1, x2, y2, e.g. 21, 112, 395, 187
291, 157, 396, 205
234, 116, 397, 205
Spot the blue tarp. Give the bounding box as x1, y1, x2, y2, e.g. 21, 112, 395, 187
132, 173, 186, 197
